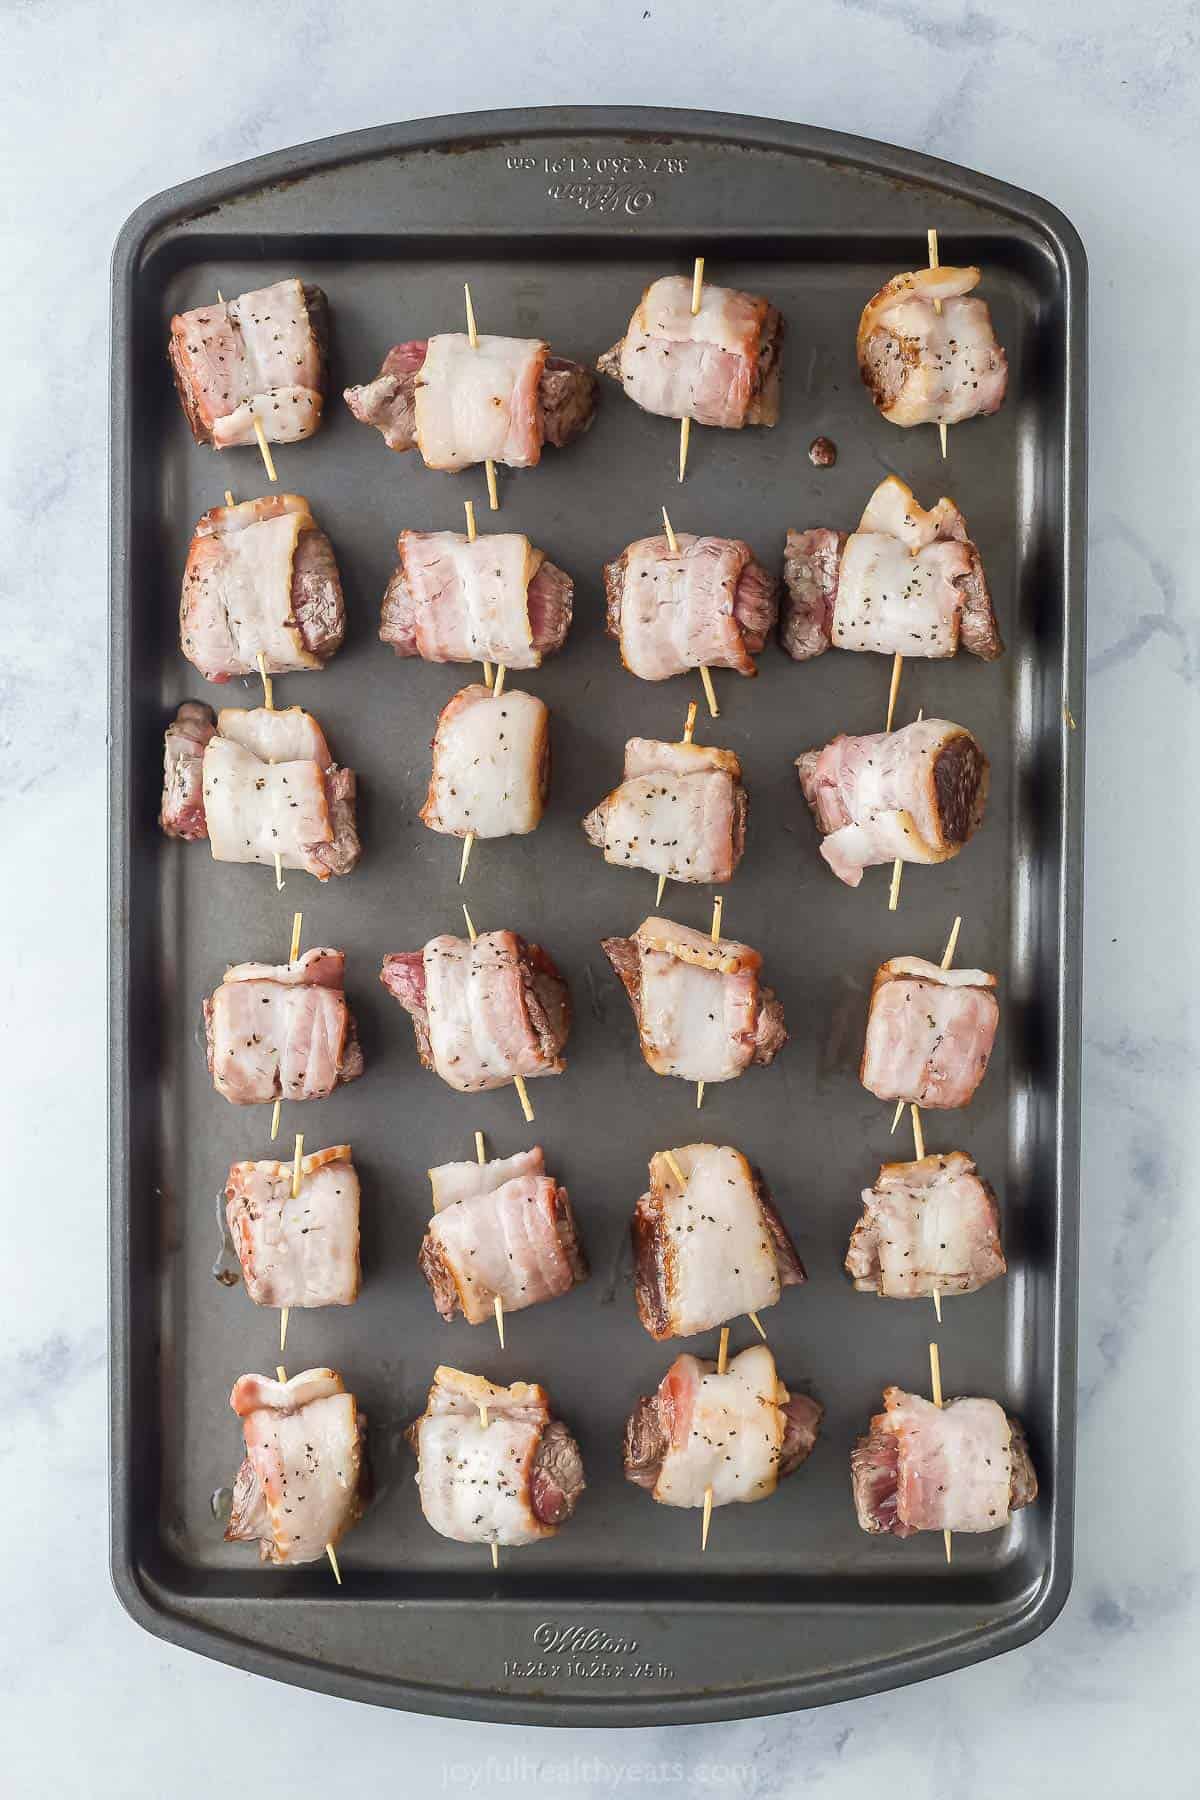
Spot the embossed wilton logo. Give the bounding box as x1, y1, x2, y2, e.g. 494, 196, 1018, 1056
546, 180, 654, 215
533, 1621, 639, 1655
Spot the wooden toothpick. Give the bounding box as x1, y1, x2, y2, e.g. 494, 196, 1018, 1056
494, 1294, 506, 1348
464, 283, 499, 510
940, 914, 962, 970
929, 1340, 952, 1562
475, 1129, 486, 1165
927, 230, 948, 460
698, 664, 719, 719
253, 413, 278, 483
257, 649, 274, 713
678, 258, 704, 483
885, 651, 903, 734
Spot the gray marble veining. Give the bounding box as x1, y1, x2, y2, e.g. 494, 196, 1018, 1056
5, 0, 1199, 1793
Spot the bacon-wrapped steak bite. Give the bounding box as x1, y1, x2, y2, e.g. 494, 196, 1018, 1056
852, 1387, 1036, 1537
846, 1151, 1005, 1298
159, 702, 360, 879
781, 476, 1002, 662
857, 266, 1008, 428
408, 1366, 584, 1546
180, 493, 344, 682
861, 956, 999, 1110
796, 717, 989, 888
225, 1367, 364, 1565
344, 336, 597, 468
420, 1146, 586, 1325
602, 916, 786, 1085
632, 1144, 804, 1339
225, 1145, 361, 1308
623, 1345, 821, 1509
380, 930, 570, 1093
583, 738, 746, 885
598, 275, 783, 429
604, 533, 777, 681
380, 529, 573, 666
169, 279, 327, 450
421, 685, 549, 840
204, 947, 363, 1106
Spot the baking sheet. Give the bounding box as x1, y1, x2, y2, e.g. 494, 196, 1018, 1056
109, 107, 1085, 1722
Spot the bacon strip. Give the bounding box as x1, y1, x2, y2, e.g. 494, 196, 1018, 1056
165, 703, 361, 880
204, 947, 364, 1105
860, 956, 999, 1110
344, 340, 597, 459
169, 279, 327, 449
420, 1158, 587, 1325
583, 738, 746, 884
428, 1146, 545, 1212
623, 1345, 820, 1509
604, 533, 777, 680
421, 685, 549, 839
603, 917, 786, 1084
408, 1366, 584, 1546
632, 1144, 805, 1339
225, 1367, 363, 1564
180, 494, 344, 681
796, 717, 989, 887
781, 478, 1002, 662
380, 530, 573, 666
845, 1151, 1006, 1297
852, 1387, 1036, 1536
598, 275, 783, 428
380, 931, 570, 1092
857, 266, 1008, 427
225, 1145, 361, 1308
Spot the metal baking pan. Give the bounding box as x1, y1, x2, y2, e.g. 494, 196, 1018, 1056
109, 107, 1085, 1723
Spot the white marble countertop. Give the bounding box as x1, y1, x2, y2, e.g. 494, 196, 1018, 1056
6, 0, 1197, 1792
